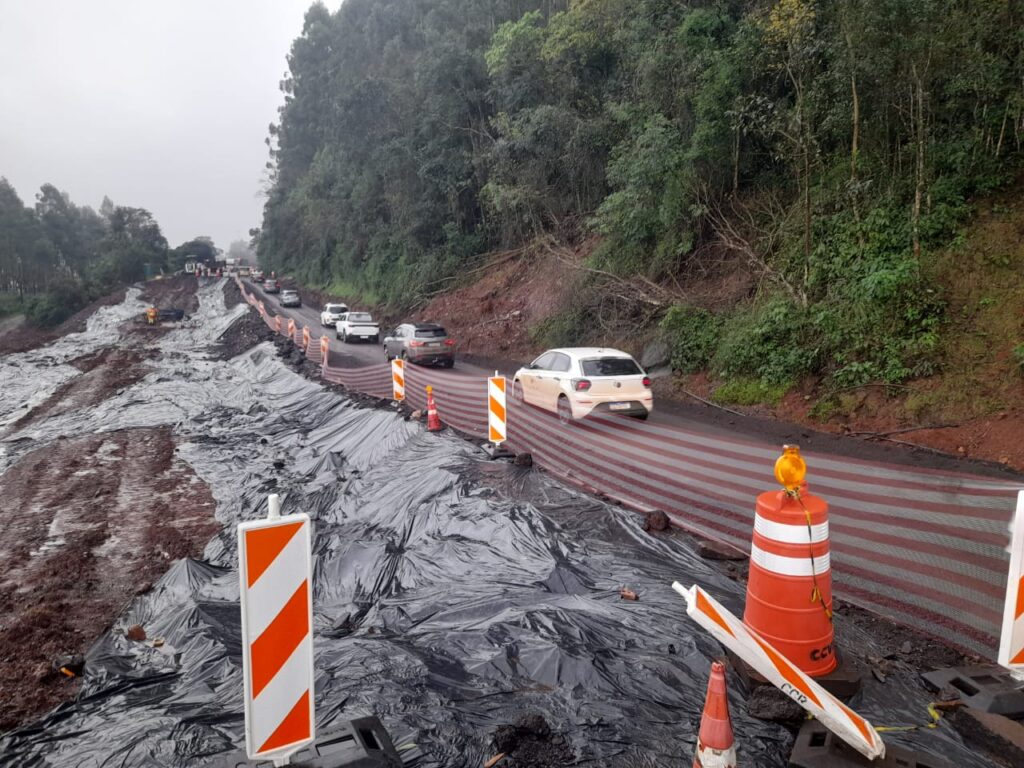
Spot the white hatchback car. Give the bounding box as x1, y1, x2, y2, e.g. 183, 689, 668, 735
513, 347, 653, 423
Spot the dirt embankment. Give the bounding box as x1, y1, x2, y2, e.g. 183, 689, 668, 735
0, 272, 216, 731
413, 248, 578, 363
212, 282, 277, 359
137, 273, 201, 315
0, 427, 218, 731
8, 347, 153, 431
0, 288, 128, 356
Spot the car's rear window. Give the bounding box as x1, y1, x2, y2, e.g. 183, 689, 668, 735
581, 357, 641, 376
348, 312, 372, 322
326, 304, 346, 313
415, 327, 446, 338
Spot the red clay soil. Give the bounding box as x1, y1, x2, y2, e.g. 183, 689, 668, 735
0, 288, 127, 355
0, 427, 219, 731
7, 347, 152, 431
413, 249, 579, 361
138, 273, 200, 314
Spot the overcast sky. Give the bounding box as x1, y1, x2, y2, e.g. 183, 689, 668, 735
0, 0, 337, 248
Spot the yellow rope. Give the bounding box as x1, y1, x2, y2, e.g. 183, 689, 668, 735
875, 703, 942, 732
790, 489, 833, 622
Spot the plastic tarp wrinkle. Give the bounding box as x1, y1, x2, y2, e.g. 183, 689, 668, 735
0, 280, 998, 767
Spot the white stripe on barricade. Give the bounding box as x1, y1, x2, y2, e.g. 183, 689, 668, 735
391, 359, 405, 401
673, 582, 885, 761
750, 544, 830, 577
488, 376, 507, 445
998, 490, 1024, 669
238, 497, 315, 762
754, 514, 829, 544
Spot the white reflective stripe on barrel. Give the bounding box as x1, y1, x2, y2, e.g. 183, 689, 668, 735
754, 514, 829, 545
750, 544, 831, 577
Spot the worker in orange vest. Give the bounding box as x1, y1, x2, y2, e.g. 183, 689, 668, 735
146, 307, 158, 325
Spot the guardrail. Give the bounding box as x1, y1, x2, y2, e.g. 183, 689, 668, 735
237, 277, 1019, 657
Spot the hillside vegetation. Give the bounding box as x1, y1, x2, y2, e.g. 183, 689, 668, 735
258, 0, 1024, 392
0, 179, 226, 328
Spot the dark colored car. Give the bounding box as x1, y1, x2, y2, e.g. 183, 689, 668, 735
264, 278, 280, 293
383, 323, 455, 367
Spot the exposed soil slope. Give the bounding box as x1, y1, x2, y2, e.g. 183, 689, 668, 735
0, 288, 127, 356
0, 427, 218, 731
9, 347, 152, 430
414, 247, 579, 362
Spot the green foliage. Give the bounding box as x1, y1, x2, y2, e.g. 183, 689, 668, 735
257, 0, 1024, 388
660, 305, 721, 373
712, 300, 818, 385
0, 293, 24, 319
0, 176, 171, 318
713, 377, 791, 407
528, 305, 589, 349
24, 280, 89, 328
1014, 343, 1024, 375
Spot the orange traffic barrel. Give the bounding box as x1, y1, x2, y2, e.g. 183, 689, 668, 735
743, 446, 836, 677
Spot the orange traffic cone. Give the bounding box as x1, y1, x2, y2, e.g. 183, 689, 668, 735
693, 661, 736, 768
743, 445, 836, 677
426, 386, 443, 432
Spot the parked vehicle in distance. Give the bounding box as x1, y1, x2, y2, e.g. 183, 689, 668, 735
336, 311, 379, 343
279, 289, 301, 308
513, 348, 652, 423
252, 270, 265, 283
384, 323, 455, 367
320, 303, 350, 327
264, 278, 280, 293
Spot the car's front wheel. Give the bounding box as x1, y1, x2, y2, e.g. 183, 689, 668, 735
513, 380, 524, 403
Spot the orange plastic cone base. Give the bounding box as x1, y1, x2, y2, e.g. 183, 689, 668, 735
693, 661, 736, 768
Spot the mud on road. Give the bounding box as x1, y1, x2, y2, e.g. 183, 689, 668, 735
0, 426, 217, 731
0, 273, 221, 731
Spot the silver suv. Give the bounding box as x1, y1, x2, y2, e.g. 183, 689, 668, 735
384, 323, 455, 368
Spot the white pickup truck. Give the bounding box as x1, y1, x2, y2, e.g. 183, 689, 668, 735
335, 311, 380, 343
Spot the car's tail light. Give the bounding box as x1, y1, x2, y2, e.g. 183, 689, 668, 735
572, 379, 591, 391
409, 340, 424, 347
642, 377, 652, 388
444, 338, 455, 346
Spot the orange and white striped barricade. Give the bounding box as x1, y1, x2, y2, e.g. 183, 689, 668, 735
998, 490, 1024, 670
302, 327, 311, 352
258, 301, 266, 317
483, 374, 514, 459
391, 358, 405, 402
238, 494, 315, 762
673, 582, 885, 761
287, 319, 296, 342
320, 336, 330, 366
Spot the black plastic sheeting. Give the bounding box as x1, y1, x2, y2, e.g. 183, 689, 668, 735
0, 281, 1000, 767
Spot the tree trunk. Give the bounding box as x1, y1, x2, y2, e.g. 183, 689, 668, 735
911, 66, 925, 262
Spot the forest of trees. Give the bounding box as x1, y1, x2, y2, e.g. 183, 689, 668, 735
258, 0, 1024, 389
0, 179, 219, 327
